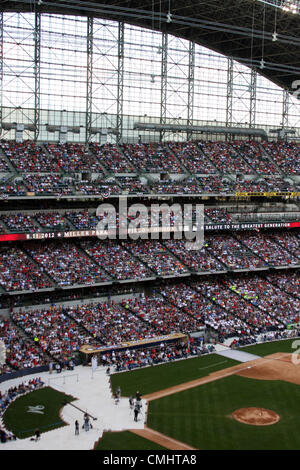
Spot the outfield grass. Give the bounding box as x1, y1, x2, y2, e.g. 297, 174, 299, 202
238, 338, 299, 357
95, 431, 167, 450
3, 386, 75, 439
110, 354, 239, 397
147, 375, 300, 450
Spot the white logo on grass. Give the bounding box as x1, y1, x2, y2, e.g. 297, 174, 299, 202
27, 405, 45, 415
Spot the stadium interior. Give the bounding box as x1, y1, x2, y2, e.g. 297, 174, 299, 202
0, 0, 300, 451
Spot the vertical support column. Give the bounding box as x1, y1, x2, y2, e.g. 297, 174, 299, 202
226, 57, 233, 132
86, 16, 93, 144
282, 89, 289, 130
116, 21, 124, 144
160, 32, 168, 142
0, 12, 3, 135
249, 68, 257, 129
34, 12, 41, 141
187, 41, 195, 141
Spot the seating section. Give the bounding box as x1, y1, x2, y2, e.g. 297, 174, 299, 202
198, 141, 253, 174
163, 239, 225, 272
35, 212, 71, 231
123, 295, 201, 335
26, 241, 111, 287
11, 308, 95, 361
67, 301, 157, 345
81, 240, 153, 280
0, 247, 52, 292
223, 276, 300, 327
0, 141, 55, 172
236, 232, 300, 266
122, 143, 183, 173
91, 143, 135, 172
1, 213, 38, 233
121, 240, 189, 276
0, 271, 299, 373
0, 317, 48, 371
262, 141, 300, 174
205, 234, 268, 270
167, 142, 217, 174
232, 141, 278, 174
45, 143, 104, 172
0, 158, 10, 173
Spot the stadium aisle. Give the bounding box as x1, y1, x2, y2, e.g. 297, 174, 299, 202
0, 365, 146, 450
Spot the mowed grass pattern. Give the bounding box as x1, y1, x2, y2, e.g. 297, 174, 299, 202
238, 338, 299, 357
3, 387, 75, 439
95, 431, 167, 450
110, 354, 239, 396
148, 375, 300, 450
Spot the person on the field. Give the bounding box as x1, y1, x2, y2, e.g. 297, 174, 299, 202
75, 420, 79, 435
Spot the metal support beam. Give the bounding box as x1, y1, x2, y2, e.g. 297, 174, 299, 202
249, 68, 257, 128
116, 21, 124, 144
226, 57, 234, 130
160, 32, 168, 142
187, 40, 195, 141
0, 13, 4, 135
282, 88, 289, 129
86, 16, 93, 144
34, 11, 41, 141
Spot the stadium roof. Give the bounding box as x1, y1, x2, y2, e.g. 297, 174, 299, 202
3, 0, 300, 94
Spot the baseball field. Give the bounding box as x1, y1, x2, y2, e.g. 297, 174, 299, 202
102, 339, 300, 450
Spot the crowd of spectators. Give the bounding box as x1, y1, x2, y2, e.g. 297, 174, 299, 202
122, 295, 201, 335
222, 276, 300, 327
0, 141, 55, 173
26, 241, 110, 287
66, 300, 157, 345
103, 339, 215, 372
65, 210, 100, 230
270, 232, 300, 259
162, 282, 250, 339
236, 231, 300, 266
35, 212, 71, 231
0, 178, 26, 197
232, 141, 278, 174
0, 213, 38, 233
122, 143, 184, 173
0, 158, 10, 173
121, 240, 189, 276
163, 239, 225, 272
74, 177, 121, 196
0, 316, 48, 371
236, 176, 294, 193
267, 271, 300, 298
150, 178, 203, 194
167, 142, 217, 174
262, 141, 300, 174
91, 143, 135, 173
23, 174, 73, 195
115, 176, 148, 193
192, 278, 282, 335
205, 234, 267, 270
81, 240, 152, 280
45, 143, 104, 173
199, 141, 254, 174
205, 208, 233, 224
0, 247, 52, 292
11, 307, 94, 361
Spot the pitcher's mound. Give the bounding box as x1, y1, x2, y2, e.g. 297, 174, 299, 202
232, 407, 280, 426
